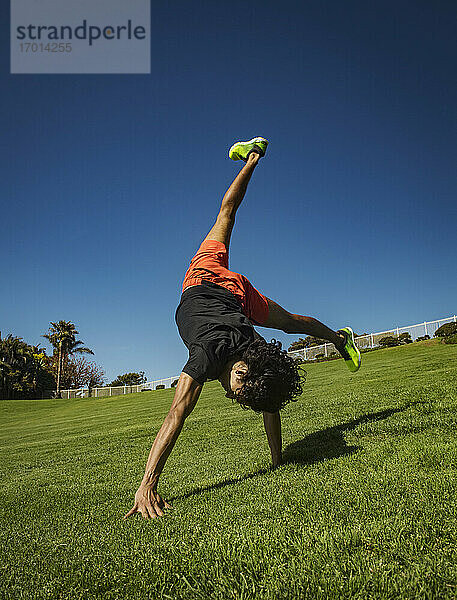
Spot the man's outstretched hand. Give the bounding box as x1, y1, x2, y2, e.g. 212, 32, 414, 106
124, 483, 172, 520
124, 374, 202, 521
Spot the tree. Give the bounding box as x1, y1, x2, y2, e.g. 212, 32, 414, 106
0, 334, 54, 399
109, 372, 147, 387
0, 334, 30, 399
288, 336, 327, 351
378, 336, 401, 348
434, 322, 457, 339
30, 346, 55, 394
288, 338, 307, 351
416, 335, 430, 342
43, 321, 93, 396
65, 356, 105, 389
398, 332, 412, 344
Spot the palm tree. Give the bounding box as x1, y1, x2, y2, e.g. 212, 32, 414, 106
0, 334, 35, 399
60, 339, 95, 389
1, 334, 22, 399
43, 321, 94, 396
43, 322, 70, 395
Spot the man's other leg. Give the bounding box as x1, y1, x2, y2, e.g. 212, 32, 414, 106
204, 151, 260, 250
263, 298, 345, 350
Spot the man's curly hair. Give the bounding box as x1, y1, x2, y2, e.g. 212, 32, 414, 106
235, 339, 305, 413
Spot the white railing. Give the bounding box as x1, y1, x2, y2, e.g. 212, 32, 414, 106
58, 314, 456, 399
287, 315, 457, 362
59, 375, 180, 400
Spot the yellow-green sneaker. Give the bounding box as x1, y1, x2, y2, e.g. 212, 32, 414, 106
337, 327, 361, 372
228, 137, 268, 161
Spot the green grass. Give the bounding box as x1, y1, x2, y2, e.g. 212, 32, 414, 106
1, 340, 457, 599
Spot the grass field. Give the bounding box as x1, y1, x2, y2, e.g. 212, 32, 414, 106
1, 340, 457, 600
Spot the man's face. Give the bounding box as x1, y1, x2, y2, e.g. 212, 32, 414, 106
226, 360, 248, 399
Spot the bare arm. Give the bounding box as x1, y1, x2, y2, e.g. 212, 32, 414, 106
263, 411, 282, 467
124, 372, 202, 519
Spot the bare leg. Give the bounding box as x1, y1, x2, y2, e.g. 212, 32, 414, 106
204, 152, 261, 250
264, 298, 345, 350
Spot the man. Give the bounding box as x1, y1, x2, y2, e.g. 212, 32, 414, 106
125, 137, 361, 520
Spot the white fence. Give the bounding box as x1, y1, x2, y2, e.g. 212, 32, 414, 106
58, 314, 456, 399
287, 315, 457, 362
60, 375, 180, 400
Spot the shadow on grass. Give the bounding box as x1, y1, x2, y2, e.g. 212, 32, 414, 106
171, 406, 414, 502
282, 407, 403, 465
170, 468, 271, 503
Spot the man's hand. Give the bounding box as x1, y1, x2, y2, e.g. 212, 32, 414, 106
124, 483, 172, 520
123, 373, 202, 521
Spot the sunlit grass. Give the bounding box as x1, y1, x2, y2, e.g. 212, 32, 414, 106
1, 340, 456, 599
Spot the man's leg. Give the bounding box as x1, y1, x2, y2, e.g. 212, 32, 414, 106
263, 298, 345, 350
203, 152, 261, 250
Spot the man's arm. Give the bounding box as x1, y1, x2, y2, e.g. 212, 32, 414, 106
124, 372, 202, 520
263, 411, 282, 467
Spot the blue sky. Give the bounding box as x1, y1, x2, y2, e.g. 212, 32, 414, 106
1, 1, 456, 383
